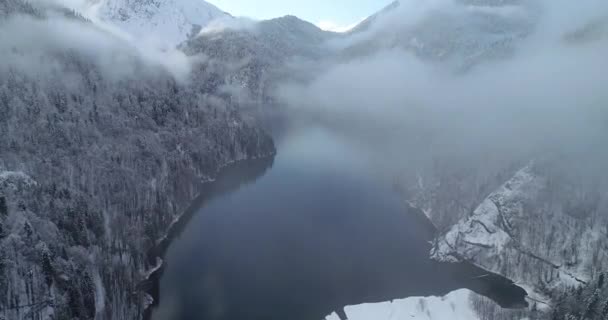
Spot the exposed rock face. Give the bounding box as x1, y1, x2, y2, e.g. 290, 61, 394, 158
432, 163, 608, 301
0, 3, 274, 319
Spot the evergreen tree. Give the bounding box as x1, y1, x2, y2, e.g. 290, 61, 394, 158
600, 299, 608, 319
0, 251, 7, 302
67, 284, 82, 319
82, 272, 96, 319
565, 313, 578, 320
41, 249, 54, 288
0, 196, 7, 217
551, 299, 564, 320
582, 289, 600, 319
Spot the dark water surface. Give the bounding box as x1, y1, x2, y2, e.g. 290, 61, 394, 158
150, 127, 527, 320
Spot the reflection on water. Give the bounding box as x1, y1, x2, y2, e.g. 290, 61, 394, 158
150, 126, 527, 320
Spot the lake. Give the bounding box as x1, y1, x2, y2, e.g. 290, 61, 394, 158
150, 126, 527, 320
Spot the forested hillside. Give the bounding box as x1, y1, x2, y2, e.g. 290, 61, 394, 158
0, 2, 274, 319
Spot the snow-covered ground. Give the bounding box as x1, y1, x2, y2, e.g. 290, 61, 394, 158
325, 290, 479, 320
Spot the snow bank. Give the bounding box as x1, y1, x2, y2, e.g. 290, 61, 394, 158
325, 290, 479, 320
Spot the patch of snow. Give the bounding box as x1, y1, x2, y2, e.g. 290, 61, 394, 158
143, 293, 155, 310
97, 0, 230, 46
143, 257, 163, 280
0, 170, 37, 189
92, 268, 106, 315
325, 290, 479, 320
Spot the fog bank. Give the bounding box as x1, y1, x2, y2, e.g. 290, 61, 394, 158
276, 0, 608, 182
1, 0, 197, 82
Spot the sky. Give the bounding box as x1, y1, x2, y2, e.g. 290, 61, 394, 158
206, 0, 394, 32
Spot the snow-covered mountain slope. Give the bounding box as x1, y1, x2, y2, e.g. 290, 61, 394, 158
347, 0, 400, 35
341, 0, 537, 70
432, 165, 543, 262
0, 0, 39, 17
350, 0, 528, 36
188, 15, 334, 63
96, 0, 229, 46
182, 15, 336, 105
431, 163, 608, 301
0, 2, 274, 319
325, 290, 480, 320
177, 0, 542, 108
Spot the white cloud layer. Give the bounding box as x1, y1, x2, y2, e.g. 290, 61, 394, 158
200, 16, 258, 35
277, 0, 608, 178
316, 19, 362, 33
5, 0, 199, 82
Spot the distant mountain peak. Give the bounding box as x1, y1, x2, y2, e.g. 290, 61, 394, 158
97, 0, 230, 46
342, 0, 536, 70
348, 0, 400, 34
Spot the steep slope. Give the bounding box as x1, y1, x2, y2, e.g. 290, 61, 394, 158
341, 0, 537, 70
347, 0, 400, 35
182, 15, 336, 105
432, 162, 608, 304
0, 3, 274, 320
97, 0, 229, 45
0, 0, 40, 17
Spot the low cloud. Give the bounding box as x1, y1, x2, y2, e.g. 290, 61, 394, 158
199, 16, 257, 35
276, 0, 608, 179
1, 2, 198, 83
316, 19, 362, 33
0, 15, 137, 80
